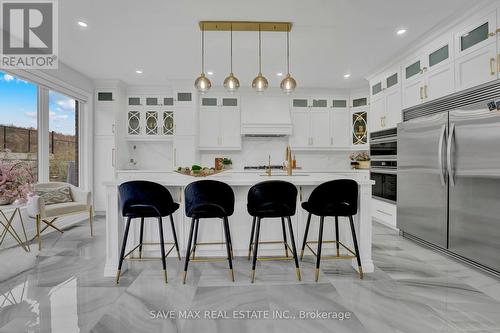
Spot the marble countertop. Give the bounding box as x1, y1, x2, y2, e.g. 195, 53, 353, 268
106, 170, 374, 187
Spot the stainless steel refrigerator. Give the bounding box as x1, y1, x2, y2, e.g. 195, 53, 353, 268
398, 102, 500, 272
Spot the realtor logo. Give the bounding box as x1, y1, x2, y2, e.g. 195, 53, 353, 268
0, 0, 58, 69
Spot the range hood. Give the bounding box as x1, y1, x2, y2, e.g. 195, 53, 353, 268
240, 94, 292, 136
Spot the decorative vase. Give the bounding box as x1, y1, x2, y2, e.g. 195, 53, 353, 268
357, 160, 371, 169
0, 196, 14, 206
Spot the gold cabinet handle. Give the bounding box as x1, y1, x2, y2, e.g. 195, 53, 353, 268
424, 85, 428, 99
497, 54, 500, 73
490, 57, 496, 75
489, 32, 496, 37
419, 86, 423, 100
496, 28, 500, 34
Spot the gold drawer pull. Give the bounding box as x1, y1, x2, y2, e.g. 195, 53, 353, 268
490, 57, 496, 76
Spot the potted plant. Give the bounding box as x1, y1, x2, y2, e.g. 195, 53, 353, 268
349, 152, 371, 169
221, 158, 232, 170
0, 151, 35, 205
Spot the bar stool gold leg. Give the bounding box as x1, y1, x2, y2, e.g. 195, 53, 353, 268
89, 206, 94, 237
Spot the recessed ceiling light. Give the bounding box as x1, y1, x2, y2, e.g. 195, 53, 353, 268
343, 73, 351, 79
276, 72, 283, 77
135, 70, 143, 74
207, 71, 214, 75
77, 21, 88, 28
396, 28, 407, 35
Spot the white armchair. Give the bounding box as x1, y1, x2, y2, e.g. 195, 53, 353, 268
27, 182, 93, 250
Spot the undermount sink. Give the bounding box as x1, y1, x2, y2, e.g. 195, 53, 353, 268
259, 174, 310, 177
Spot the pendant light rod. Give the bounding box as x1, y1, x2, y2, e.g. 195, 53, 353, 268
287, 31, 290, 74
201, 26, 205, 73
230, 24, 233, 73
258, 24, 262, 73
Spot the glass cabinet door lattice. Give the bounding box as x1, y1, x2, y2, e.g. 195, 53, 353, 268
128, 111, 141, 135
146, 111, 158, 135
163, 111, 174, 135
352, 112, 367, 145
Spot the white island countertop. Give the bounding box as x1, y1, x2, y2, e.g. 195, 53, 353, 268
110, 169, 373, 187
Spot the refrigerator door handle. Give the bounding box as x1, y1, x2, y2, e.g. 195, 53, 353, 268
438, 124, 447, 186
447, 123, 456, 187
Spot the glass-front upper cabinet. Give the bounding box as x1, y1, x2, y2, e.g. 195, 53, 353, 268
405, 60, 422, 81
163, 111, 174, 135
200, 96, 239, 108
352, 111, 368, 145
385, 72, 399, 90
145, 111, 159, 135
127, 111, 141, 136
454, 10, 496, 57
291, 97, 328, 109
371, 81, 383, 97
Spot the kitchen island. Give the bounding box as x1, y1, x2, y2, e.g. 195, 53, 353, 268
102, 170, 374, 277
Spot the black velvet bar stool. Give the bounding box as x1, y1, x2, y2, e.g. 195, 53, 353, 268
300, 179, 363, 282
183, 180, 235, 284
247, 180, 301, 283
117, 181, 181, 284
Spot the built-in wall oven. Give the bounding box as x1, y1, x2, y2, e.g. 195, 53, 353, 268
370, 128, 397, 204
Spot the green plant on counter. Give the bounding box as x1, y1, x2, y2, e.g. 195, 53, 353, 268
191, 164, 202, 173
221, 158, 232, 165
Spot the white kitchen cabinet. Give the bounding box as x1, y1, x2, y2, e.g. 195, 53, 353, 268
219, 109, 241, 148
199, 109, 219, 148
454, 9, 498, 91
290, 106, 350, 149
173, 136, 196, 168
290, 110, 331, 148
94, 102, 115, 136
454, 9, 497, 59
372, 198, 397, 229
289, 111, 310, 147
173, 106, 196, 136
330, 108, 350, 147
93, 136, 115, 212
370, 94, 385, 132
455, 42, 497, 91
385, 87, 402, 129
199, 107, 241, 150
369, 68, 401, 132
402, 35, 455, 108
310, 111, 331, 147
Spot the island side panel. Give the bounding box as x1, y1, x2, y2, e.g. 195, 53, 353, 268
104, 184, 126, 277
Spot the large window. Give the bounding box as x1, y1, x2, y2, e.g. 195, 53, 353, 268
49, 91, 79, 186
0, 72, 38, 180
0, 71, 81, 185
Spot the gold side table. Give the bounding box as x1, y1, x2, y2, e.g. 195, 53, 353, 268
0, 204, 31, 252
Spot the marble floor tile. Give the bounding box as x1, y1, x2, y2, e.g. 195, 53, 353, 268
1, 218, 500, 333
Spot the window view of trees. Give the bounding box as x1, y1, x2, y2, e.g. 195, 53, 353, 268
0, 72, 38, 181
49, 90, 79, 186
0, 72, 80, 185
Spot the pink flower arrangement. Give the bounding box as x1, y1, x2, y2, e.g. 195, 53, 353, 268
0, 151, 35, 204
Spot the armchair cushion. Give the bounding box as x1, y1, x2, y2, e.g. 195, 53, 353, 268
35, 186, 73, 205
28, 182, 92, 219
44, 202, 88, 218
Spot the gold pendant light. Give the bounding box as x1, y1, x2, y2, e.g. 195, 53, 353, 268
280, 31, 297, 94
194, 26, 211, 93
252, 25, 268, 93
223, 25, 240, 93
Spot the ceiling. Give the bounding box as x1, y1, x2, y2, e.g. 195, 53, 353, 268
59, 0, 484, 89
